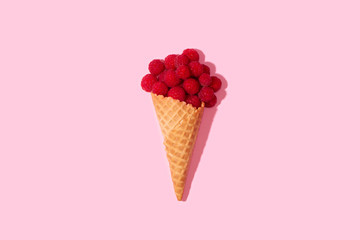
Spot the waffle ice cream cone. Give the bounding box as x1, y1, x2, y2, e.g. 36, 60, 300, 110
151, 93, 204, 201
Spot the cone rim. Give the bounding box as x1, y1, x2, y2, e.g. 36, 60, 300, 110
151, 93, 205, 111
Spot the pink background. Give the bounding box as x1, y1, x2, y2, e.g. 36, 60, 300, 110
1, 0, 359, 239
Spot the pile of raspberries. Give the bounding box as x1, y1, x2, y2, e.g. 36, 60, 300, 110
141, 48, 222, 108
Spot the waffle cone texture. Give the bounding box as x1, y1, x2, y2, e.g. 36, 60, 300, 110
151, 93, 204, 201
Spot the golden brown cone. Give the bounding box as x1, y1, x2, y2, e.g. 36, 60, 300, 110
151, 93, 204, 200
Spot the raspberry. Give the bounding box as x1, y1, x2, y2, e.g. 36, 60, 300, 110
152, 81, 168, 96
164, 70, 181, 87
141, 74, 157, 92
182, 49, 199, 61
185, 95, 201, 108
189, 61, 204, 77
167, 86, 186, 101
205, 95, 217, 108
148, 59, 165, 75
158, 71, 166, 82
164, 54, 177, 70
175, 65, 191, 79
199, 73, 212, 86
203, 64, 210, 74
210, 76, 222, 92
174, 54, 190, 67
198, 86, 214, 102
183, 78, 200, 95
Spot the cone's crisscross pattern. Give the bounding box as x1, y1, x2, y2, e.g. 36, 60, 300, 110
151, 93, 204, 200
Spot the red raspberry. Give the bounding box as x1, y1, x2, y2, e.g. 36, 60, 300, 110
203, 64, 210, 74
164, 70, 181, 87
164, 54, 177, 70
167, 86, 186, 101
183, 78, 200, 95
182, 49, 199, 61
141, 74, 157, 92
152, 81, 168, 96
175, 65, 191, 79
198, 86, 214, 102
158, 71, 166, 82
210, 76, 222, 92
189, 61, 204, 77
174, 54, 190, 67
185, 95, 201, 108
148, 59, 165, 75
199, 73, 212, 86
205, 95, 217, 108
